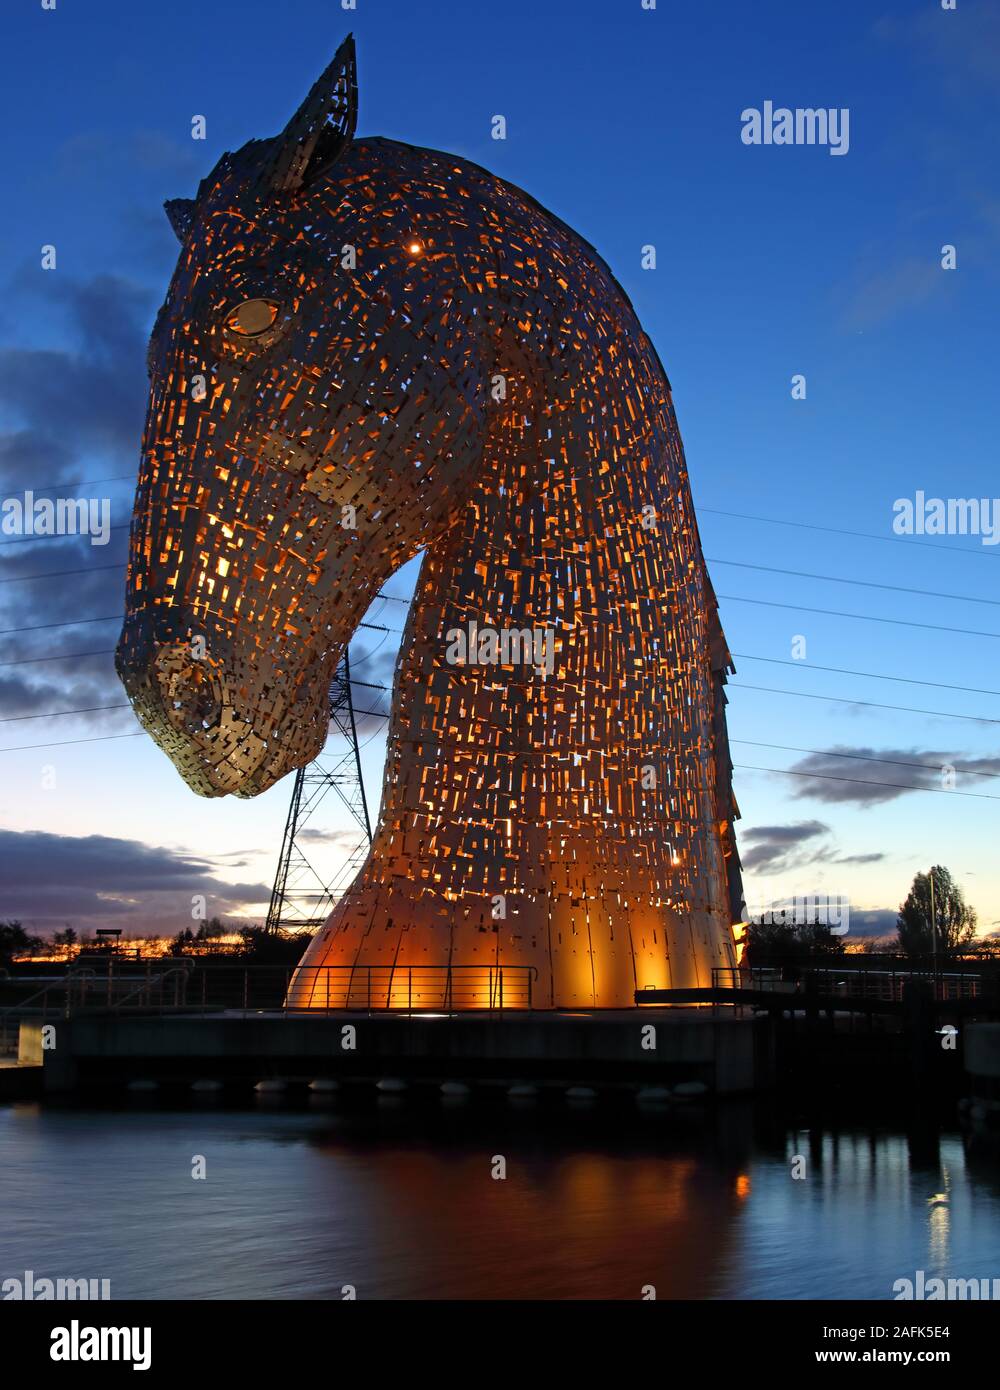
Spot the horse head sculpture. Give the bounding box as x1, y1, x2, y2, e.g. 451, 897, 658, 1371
117, 36, 743, 1006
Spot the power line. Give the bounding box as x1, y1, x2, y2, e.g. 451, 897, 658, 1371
8, 494, 991, 566
0, 563, 121, 585
0, 523, 130, 549
0, 710, 390, 755
6, 569, 997, 640
732, 682, 998, 725
0, 730, 145, 754
1, 600, 995, 702
708, 556, 1000, 608
731, 739, 1000, 781
0, 647, 112, 668
2, 646, 996, 726
5, 552, 995, 639
6, 726, 995, 805
0, 616, 404, 658
731, 653, 1000, 699
7, 697, 992, 792
733, 763, 1000, 801
5, 473, 135, 496
0, 614, 121, 637
717, 592, 1000, 640
9, 488, 994, 564
0, 702, 131, 724
701, 505, 1000, 559
6, 650, 995, 761
2, 725, 992, 806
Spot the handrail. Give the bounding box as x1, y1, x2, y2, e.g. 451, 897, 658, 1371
0, 968, 96, 1021
712, 962, 985, 1003
284, 963, 539, 1016
105, 967, 193, 1013
0, 964, 189, 1026
4, 962, 542, 1022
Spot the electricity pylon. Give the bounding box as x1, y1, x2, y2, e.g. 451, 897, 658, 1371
264, 650, 373, 934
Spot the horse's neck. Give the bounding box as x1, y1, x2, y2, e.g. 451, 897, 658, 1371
373, 324, 715, 853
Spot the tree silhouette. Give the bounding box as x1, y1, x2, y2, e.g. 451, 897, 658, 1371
896, 866, 977, 956
745, 914, 846, 964
0, 921, 44, 965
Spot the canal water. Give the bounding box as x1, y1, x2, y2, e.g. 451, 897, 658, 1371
2, 1098, 998, 1300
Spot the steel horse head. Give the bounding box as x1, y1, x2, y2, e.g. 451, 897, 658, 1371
117, 36, 743, 1007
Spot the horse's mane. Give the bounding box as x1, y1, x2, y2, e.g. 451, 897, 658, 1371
350, 136, 674, 392
188, 132, 671, 393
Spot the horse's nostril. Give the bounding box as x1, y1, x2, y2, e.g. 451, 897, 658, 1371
171, 679, 219, 730
153, 651, 223, 736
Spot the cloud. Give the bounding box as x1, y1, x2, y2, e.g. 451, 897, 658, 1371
740, 820, 829, 872
785, 745, 1000, 806
848, 908, 899, 941
739, 819, 891, 874
0, 272, 149, 731
0, 829, 270, 934
43, 133, 198, 274
0, 274, 150, 460
55, 130, 202, 184
296, 828, 368, 848
838, 255, 944, 333
874, 2, 1000, 90
0, 431, 78, 488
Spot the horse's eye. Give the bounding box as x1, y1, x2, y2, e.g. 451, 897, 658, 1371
226, 299, 279, 336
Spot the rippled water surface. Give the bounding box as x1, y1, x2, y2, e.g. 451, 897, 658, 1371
2, 1099, 999, 1299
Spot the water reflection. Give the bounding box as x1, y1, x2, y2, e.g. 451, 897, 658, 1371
0, 1098, 997, 1300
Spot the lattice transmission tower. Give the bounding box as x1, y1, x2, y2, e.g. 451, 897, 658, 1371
264, 649, 374, 934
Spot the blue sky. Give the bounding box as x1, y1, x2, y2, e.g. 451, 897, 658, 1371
1, 0, 998, 939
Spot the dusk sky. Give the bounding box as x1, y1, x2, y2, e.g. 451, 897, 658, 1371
1, 0, 998, 940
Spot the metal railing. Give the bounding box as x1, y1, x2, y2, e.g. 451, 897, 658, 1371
0, 967, 99, 1056
1, 962, 538, 1029
284, 964, 536, 1014
0, 963, 196, 1057
712, 964, 985, 1002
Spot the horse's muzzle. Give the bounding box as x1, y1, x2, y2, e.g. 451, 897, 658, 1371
115, 638, 274, 797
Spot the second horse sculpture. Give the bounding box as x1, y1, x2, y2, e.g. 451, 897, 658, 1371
116, 37, 743, 1008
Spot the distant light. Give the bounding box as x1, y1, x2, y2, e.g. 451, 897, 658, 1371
407, 240, 424, 256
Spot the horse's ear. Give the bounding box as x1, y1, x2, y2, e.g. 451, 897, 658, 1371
164, 198, 196, 242
263, 34, 358, 193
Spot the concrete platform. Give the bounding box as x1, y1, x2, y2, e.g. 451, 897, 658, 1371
0, 1059, 43, 1099
20, 1008, 768, 1096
